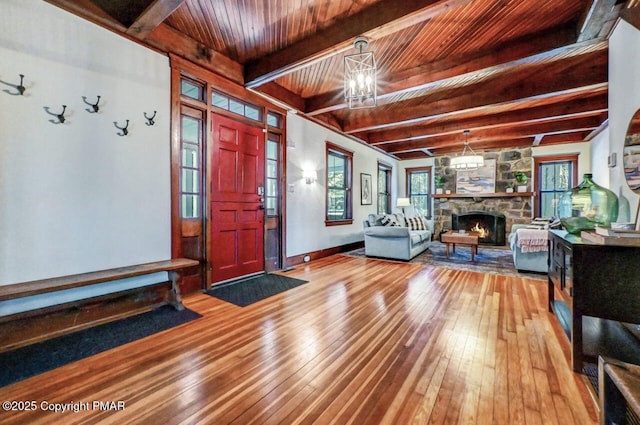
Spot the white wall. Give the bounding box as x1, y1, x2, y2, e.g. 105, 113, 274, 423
0, 0, 171, 284
286, 113, 398, 257
589, 129, 610, 187
610, 19, 640, 221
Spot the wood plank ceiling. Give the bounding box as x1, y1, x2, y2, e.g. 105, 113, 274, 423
45, 0, 639, 160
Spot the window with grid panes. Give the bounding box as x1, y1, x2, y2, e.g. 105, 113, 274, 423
211, 90, 263, 122
538, 161, 573, 217
406, 167, 431, 217
266, 136, 279, 216
378, 163, 392, 214
180, 78, 203, 101
180, 114, 201, 218
326, 143, 353, 224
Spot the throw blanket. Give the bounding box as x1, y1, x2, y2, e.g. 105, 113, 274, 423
516, 228, 548, 253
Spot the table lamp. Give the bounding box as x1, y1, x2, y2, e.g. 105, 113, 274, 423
396, 197, 411, 214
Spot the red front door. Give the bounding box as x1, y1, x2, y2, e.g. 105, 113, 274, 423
210, 114, 265, 283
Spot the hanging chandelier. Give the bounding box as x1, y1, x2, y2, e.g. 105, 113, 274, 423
344, 36, 377, 109
450, 130, 484, 170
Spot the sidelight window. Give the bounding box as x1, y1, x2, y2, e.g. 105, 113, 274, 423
180, 113, 202, 218
266, 135, 280, 216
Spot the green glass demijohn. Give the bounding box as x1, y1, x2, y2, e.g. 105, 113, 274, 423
558, 173, 618, 235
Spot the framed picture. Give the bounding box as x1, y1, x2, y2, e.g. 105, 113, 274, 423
361, 173, 372, 205
456, 159, 496, 194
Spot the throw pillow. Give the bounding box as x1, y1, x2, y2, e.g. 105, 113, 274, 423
407, 216, 426, 231
529, 216, 561, 229
368, 214, 384, 227
380, 214, 399, 227
394, 213, 407, 227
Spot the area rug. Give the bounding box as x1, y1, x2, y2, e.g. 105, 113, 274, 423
344, 241, 547, 280
207, 273, 308, 307
0, 305, 202, 388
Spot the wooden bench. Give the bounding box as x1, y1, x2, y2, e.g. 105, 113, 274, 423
0, 258, 199, 352
599, 356, 640, 425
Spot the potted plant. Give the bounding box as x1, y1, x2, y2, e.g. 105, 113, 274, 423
505, 182, 515, 193
514, 171, 528, 192
434, 175, 446, 194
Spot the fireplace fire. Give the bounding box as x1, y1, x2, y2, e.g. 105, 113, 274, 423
452, 211, 506, 246
470, 222, 490, 239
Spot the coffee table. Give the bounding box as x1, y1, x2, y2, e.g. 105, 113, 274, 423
440, 231, 480, 261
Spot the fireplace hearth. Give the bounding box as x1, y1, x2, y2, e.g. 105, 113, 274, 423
452, 211, 506, 246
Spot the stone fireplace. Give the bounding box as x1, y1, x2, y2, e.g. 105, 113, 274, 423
432, 147, 535, 245
452, 211, 506, 245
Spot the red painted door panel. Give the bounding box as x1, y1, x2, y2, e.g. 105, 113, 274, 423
210, 114, 264, 282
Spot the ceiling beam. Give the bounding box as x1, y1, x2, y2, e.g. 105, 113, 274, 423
341, 50, 608, 133
532, 135, 544, 146
363, 93, 608, 144
621, 6, 640, 31
425, 137, 538, 156
253, 82, 306, 112
538, 131, 593, 145
584, 118, 610, 141
577, 0, 618, 41
147, 24, 244, 85
383, 116, 602, 153
371, 109, 605, 147
306, 26, 579, 115
428, 131, 591, 155
244, 0, 473, 88
126, 0, 187, 39
394, 151, 431, 160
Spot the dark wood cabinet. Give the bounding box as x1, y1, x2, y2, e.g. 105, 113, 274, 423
548, 230, 640, 372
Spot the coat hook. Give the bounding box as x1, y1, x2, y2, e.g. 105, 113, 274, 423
83, 95, 101, 113
17, 74, 26, 95
1, 74, 27, 96
44, 105, 68, 124
57, 105, 67, 123
144, 110, 157, 126
114, 120, 129, 136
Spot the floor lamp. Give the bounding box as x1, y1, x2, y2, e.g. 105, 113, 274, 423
396, 197, 411, 215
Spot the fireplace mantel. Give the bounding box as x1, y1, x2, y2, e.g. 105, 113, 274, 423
433, 191, 533, 199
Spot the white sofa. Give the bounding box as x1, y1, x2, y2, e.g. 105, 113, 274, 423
363, 213, 433, 260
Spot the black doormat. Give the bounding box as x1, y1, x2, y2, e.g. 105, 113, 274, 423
207, 273, 308, 307
0, 305, 201, 388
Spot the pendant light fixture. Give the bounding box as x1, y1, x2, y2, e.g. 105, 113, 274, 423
344, 36, 377, 109
450, 130, 484, 170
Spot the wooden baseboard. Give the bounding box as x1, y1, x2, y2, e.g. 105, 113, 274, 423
285, 241, 364, 268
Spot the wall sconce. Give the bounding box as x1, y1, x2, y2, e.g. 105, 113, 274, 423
303, 169, 317, 184
396, 197, 411, 214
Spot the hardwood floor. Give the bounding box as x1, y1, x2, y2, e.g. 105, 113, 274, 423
0, 255, 597, 424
